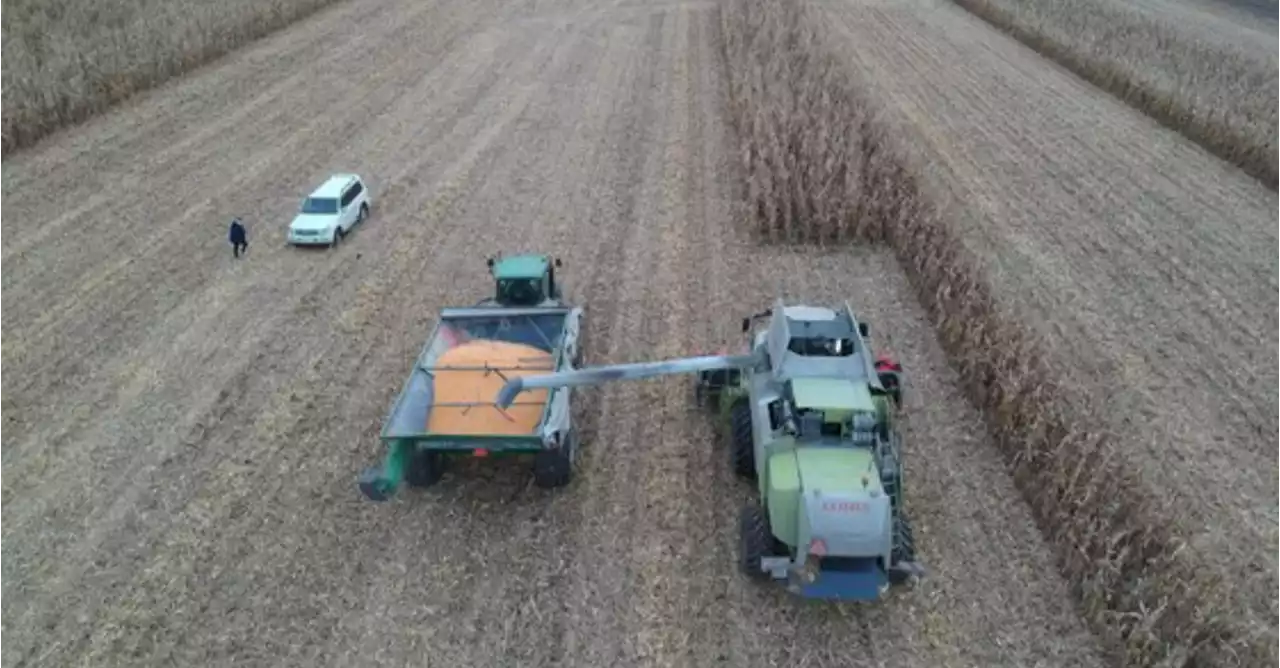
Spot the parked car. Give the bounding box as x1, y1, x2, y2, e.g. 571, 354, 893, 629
287, 173, 372, 247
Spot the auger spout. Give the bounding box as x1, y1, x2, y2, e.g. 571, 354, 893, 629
496, 352, 761, 408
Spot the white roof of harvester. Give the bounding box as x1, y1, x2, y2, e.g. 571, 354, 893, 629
310, 173, 359, 199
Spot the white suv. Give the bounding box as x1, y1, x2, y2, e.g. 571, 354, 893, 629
287, 173, 372, 247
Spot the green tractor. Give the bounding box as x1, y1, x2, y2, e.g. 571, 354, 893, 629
495, 299, 924, 600
477, 252, 567, 308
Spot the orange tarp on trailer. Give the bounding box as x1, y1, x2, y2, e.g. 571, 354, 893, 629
426, 339, 554, 436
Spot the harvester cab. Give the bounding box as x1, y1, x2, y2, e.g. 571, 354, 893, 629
483, 253, 565, 308
493, 298, 923, 601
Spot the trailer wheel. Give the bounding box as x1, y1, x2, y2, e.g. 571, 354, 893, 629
406, 449, 444, 488
533, 434, 574, 488
739, 502, 774, 581
730, 399, 755, 480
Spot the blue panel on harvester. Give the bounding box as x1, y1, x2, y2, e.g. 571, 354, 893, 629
799, 558, 887, 601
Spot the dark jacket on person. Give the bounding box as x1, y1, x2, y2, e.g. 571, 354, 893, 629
229, 220, 247, 245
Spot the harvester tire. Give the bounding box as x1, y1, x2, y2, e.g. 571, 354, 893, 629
739, 503, 774, 581
406, 449, 444, 488
889, 515, 917, 585
730, 399, 755, 479
533, 435, 574, 488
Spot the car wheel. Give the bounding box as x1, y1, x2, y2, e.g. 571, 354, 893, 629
331, 227, 343, 248
358, 203, 369, 223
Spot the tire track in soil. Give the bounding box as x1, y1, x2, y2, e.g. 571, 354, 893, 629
0, 0, 410, 262
614, 6, 698, 661
0, 0, 512, 478
58, 49, 549, 665
312, 6, 646, 666
340, 18, 606, 667
0, 0, 403, 214
0, 7, 491, 437
0, 0, 481, 332
136, 22, 581, 665
611, 5, 740, 664
0, 0, 504, 469
670, 7, 737, 666
553, 8, 668, 667
0, 6, 570, 660
424, 7, 647, 665
0, 5, 541, 622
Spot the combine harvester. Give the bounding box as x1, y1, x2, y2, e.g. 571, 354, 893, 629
495, 300, 925, 600
357, 253, 584, 501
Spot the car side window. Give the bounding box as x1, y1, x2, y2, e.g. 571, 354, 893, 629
343, 179, 363, 204
340, 181, 363, 209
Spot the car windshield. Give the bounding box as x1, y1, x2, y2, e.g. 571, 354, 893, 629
301, 197, 338, 215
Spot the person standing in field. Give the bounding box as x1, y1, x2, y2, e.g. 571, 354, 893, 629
228, 217, 248, 258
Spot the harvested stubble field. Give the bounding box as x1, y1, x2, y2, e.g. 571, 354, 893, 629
1, 0, 1112, 665
948, 0, 1279, 188
0, 0, 344, 153
719, 0, 1278, 664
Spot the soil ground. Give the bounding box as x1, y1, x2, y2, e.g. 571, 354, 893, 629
814, 0, 1279, 642
1, 0, 1109, 665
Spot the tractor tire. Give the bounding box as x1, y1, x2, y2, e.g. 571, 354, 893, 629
730, 399, 755, 480
405, 449, 444, 488
739, 502, 774, 581
533, 434, 574, 488
889, 514, 917, 585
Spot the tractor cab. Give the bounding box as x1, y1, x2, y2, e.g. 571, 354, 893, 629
486, 253, 564, 307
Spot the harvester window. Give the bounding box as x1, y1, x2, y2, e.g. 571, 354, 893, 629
788, 336, 856, 357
